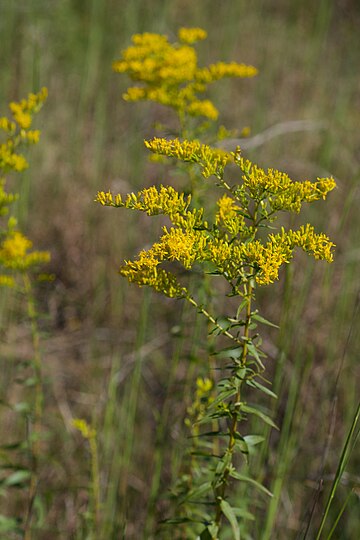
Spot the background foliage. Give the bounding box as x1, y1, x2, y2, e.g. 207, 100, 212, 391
0, 1, 359, 538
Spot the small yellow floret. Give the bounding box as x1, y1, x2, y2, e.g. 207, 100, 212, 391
178, 27, 207, 44
72, 418, 96, 439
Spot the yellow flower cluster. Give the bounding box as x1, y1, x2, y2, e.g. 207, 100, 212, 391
97, 176, 335, 294
72, 418, 96, 440
120, 252, 187, 298
178, 27, 208, 44
230, 224, 334, 285
143, 139, 336, 212
215, 194, 247, 236
271, 224, 335, 262
144, 137, 231, 178
9, 87, 48, 129
98, 133, 335, 294
0, 231, 50, 273
113, 28, 257, 121
96, 185, 205, 230
195, 62, 258, 84
236, 153, 336, 213
0, 88, 47, 173
185, 376, 214, 431
0, 89, 50, 286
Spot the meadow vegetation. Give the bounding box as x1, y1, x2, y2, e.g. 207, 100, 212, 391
0, 1, 359, 539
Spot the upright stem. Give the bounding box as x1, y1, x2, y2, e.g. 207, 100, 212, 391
214, 279, 253, 531
23, 273, 43, 540
89, 434, 101, 533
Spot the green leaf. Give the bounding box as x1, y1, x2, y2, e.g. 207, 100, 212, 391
13, 402, 31, 414
229, 471, 273, 497
246, 342, 265, 369
234, 439, 249, 456
236, 298, 249, 319
220, 499, 240, 540
180, 481, 212, 504
0, 514, 20, 533
232, 507, 255, 520
246, 379, 277, 399
214, 346, 243, 359
241, 404, 278, 429
24, 376, 37, 387
199, 527, 213, 540
162, 517, 201, 525
4, 469, 31, 487
202, 523, 219, 539
0, 441, 24, 451
251, 312, 279, 328
195, 430, 229, 438
243, 435, 265, 447
206, 388, 237, 410
196, 410, 226, 425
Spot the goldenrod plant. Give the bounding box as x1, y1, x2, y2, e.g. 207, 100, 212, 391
0, 89, 50, 538
97, 150, 335, 537
97, 28, 336, 534
0, 88, 49, 287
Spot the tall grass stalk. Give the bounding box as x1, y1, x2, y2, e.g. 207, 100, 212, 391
111, 288, 152, 528
315, 400, 360, 539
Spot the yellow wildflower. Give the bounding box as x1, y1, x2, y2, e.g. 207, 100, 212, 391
113, 29, 258, 122
72, 418, 96, 440
0, 117, 16, 133
235, 153, 336, 213
0, 231, 50, 272
120, 255, 187, 298
216, 194, 246, 236
178, 27, 207, 44
187, 99, 219, 120
195, 62, 258, 83
144, 137, 231, 178
23, 129, 41, 144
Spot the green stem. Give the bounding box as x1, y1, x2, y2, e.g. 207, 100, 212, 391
186, 295, 241, 343
315, 400, 360, 539
89, 433, 101, 533
214, 280, 254, 531
23, 273, 43, 540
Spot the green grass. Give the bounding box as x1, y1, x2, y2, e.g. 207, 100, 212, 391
0, 1, 359, 538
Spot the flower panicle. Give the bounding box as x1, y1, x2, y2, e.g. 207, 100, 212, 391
0, 90, 49, 285
178, 27, 207, 44
144, 137, 231, 178
96, 185, 206, 230
113, 28, 258, 121
0, 88, 48, 174
9, 87, 48, 130
195, 61, 258, 83
120, 256, 188, 299
95, 190, 123, 207
0, 231, 50, 275
234, 153, 336, 212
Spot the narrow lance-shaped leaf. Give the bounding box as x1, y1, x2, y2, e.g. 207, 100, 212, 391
220, 498, 240, 540
241, 404, 279, 429
229, 471, 273, 497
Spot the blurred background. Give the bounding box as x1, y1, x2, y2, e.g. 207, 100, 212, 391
0, 0, 359, 538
